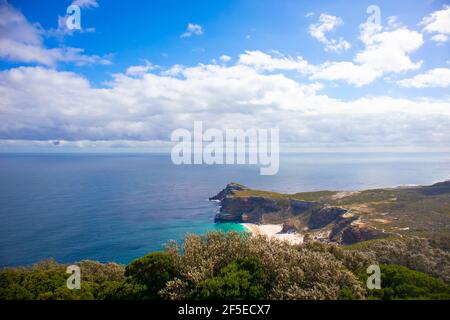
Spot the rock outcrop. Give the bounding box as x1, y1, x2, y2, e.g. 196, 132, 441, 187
280, 221, 299, 234
341, 224, 381, 245
212, 183, 320, 223
215, 196, 282, 223
308, 206, 347, 229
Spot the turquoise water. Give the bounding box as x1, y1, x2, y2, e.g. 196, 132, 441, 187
0, 152, 449, 266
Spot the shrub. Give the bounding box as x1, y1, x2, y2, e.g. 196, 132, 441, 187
125, 252, 177, 299
190, 257, 269, 299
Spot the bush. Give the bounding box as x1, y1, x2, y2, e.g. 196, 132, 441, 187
125, 252, 177, 299
190, 257, 269, 299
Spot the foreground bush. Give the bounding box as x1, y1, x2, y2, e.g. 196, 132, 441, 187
160, 232, 366, 299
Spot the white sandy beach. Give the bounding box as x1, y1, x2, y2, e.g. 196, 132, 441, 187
242, 223, 303, 244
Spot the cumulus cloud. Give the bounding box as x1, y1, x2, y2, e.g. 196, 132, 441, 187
420, 5, 450, 43
180, 23, 204, 38
0, 0, 110, 66
309, 14, 351, 53
0, 58, 449, 151
310, 21, 423, 87
356, 22, 423, 73
398, 68, 450, 88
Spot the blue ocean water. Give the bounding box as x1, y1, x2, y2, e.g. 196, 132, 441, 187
0, 152, 449, 267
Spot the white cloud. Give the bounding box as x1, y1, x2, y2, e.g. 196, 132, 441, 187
219, 55, 231, 63
311, 22, 424, 87
125, 60, 156, 76
420, 5, 450, 43
238, 50, 312, 73
310, 61, 379, 87
180, 23, 204, 38
0, 1, 110, 66
387, 16, 401, 28
398, 68, 450, 88
431, 34, 448, 43
356, 23, 423, 73
1, 60, 449, 151
72, 0, 99, 9
309, 14, 351, 53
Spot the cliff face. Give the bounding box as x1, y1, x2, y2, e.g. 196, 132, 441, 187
308, 206, 347, 229
211, 181, 450, 246
217, 196, 283, 223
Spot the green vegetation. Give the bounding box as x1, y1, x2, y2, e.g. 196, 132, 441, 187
0, 260, 143, 300
361, 264, 450, 300
1, 232, 449, 300
233, 188, 337, 202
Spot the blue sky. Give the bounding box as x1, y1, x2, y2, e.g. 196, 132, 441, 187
0, 0, 449, 152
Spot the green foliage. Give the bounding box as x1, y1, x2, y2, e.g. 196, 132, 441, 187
1, 233, 449, 300
190, 257, 269, 299
360, 264, 450, 300
125, 252, 177, 299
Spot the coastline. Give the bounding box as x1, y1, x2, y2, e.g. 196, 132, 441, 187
241, 223, 303, 244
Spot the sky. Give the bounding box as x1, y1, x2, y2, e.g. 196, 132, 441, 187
0, 0, 449, 152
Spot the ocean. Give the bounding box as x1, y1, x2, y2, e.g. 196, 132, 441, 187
0, 152, 449, 267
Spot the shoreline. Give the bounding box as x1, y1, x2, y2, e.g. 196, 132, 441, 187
241, 223, 303, 244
